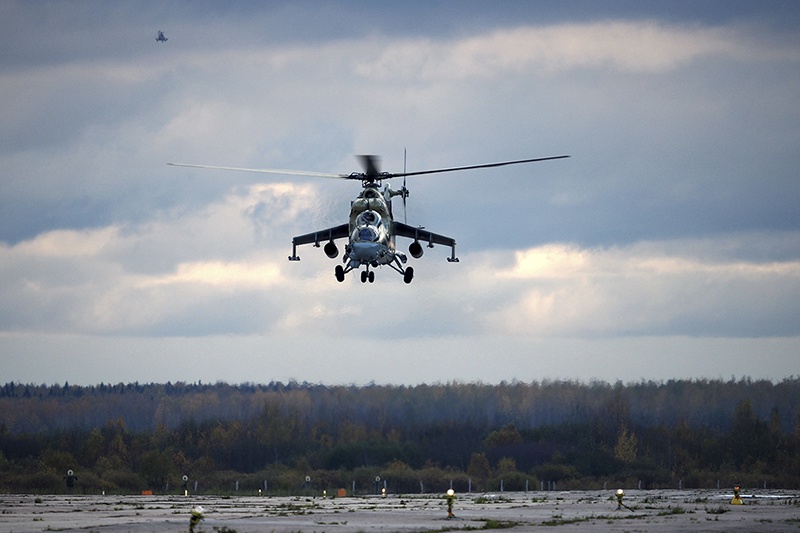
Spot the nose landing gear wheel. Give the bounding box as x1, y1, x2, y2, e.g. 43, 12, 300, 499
335, 265, 345, 282
360, 270, 375, 283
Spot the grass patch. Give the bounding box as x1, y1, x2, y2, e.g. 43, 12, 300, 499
542, 512, 651, 525
481, 519, 518, 529
541, 515, 590, 526
419, 519, 521, 532
658, 505, 688, 516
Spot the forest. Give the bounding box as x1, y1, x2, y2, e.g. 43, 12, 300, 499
1, 378, 799, 495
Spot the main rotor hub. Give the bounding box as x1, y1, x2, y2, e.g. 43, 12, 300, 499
350, 172, 393, 187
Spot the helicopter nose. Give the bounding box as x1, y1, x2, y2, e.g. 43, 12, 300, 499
351, 242, 381, 262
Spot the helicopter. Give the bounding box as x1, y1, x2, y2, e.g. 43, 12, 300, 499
168, 154, 568, 283
156, 31, 168, 43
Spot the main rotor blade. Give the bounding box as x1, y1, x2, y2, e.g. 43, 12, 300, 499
393, 155, 570, 178
168, 154, 570, 181
167, 162, 344, 179
357, 155, 381, 180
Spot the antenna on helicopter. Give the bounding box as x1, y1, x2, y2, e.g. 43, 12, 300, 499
402, 149, 408, 223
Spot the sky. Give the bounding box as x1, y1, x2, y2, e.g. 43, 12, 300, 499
1, 1, 799, 387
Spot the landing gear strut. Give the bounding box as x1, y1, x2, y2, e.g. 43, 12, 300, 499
334, 257, 414, 284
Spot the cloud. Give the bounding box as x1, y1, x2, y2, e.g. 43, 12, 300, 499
3, 178, 798, 342
1, 5, 799, 385
3, 16, 799, 245
355, 21, 795, 81
0, 182, 321, 336
142, 260, 282, 288
484, 240, 800, 338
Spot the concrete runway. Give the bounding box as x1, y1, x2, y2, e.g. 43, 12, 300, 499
1, 489, 798, 532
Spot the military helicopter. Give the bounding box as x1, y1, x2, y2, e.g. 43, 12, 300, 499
168, 154, 568, 283
156, 31, 168, 43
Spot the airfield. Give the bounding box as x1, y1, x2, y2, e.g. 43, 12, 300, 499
1, 489, 798, 532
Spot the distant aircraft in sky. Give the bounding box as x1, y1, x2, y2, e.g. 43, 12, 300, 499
156, 31, 168, 43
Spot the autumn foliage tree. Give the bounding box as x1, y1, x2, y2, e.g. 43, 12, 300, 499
1, 378, 799, 493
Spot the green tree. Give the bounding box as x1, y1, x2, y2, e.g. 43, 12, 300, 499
484, 424, 523, 447
729, 399, 770, 468
614, 424, 638, 463
466, 452, 492, 480
496, 456, 517, 473
139, 450, 172, 490
84, 428, 104, 466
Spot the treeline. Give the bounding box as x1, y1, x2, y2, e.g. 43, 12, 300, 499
1, 378, 799, 494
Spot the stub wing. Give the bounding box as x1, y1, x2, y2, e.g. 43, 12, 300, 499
393, 221, 459, 262
292, 223, 350, 246
289, 223, 349, 261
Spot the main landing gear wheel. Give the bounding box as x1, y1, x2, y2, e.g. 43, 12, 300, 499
403, 266, 414, 284
335, 265, 345, 282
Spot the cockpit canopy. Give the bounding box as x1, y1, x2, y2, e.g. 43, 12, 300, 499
357, 227, 379, 242
353, 210, 383, 243
356, 210, 382, 228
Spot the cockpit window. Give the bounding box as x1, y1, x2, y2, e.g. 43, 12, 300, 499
356, 211, 382, 227
358, 227, 379, 242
